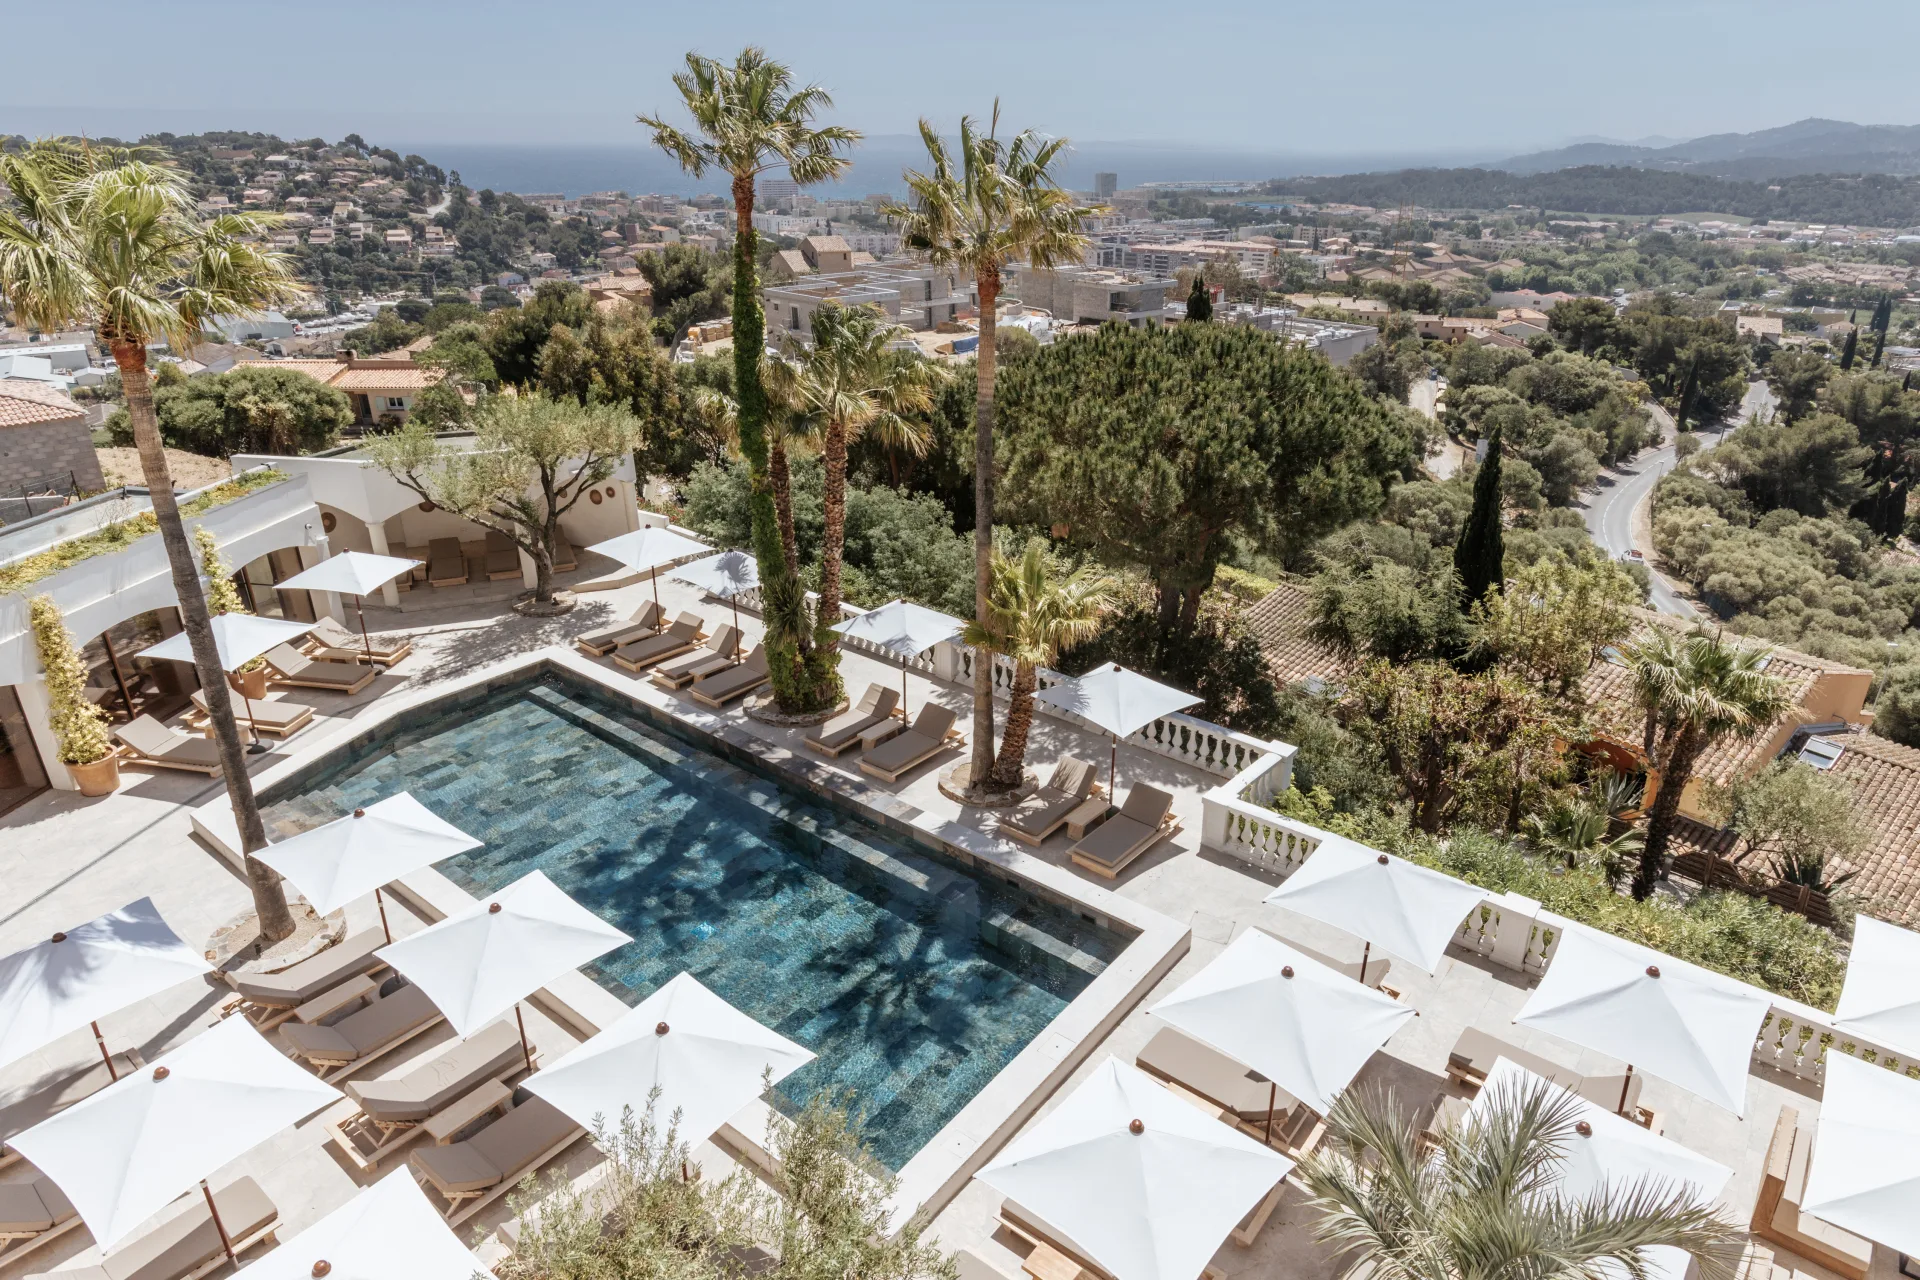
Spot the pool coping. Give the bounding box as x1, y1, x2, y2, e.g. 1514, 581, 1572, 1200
188, 643, 1190, 1226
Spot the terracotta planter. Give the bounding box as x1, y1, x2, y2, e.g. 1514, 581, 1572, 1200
229, 668, 269, 700
66, 754, 121, 797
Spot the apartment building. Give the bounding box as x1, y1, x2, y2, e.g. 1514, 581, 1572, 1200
1002, 265, 1176, 327
764, 261, 975, 342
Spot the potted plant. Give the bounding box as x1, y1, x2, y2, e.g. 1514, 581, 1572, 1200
198, 528, 269, 697
30, 595, 120, 796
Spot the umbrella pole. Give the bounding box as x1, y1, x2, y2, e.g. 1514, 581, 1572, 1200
1359, 941, 1371, 988
1109, 736, 1118, 799
515, 1002, 534, 1074
243, 691, 268, 754
375, 886, 392, 945
731, 595, 740, 636
1265, 1081, 1276, 1147
356, 594, 373, 663
200, 1180, 235, 1265
1618, 1063, 1635, 1116
901, 664, 909, 720
651, 571, 661, 613
90, 1020, 118, 1081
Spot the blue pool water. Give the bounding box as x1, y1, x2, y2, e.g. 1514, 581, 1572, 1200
259, 675, 1125, 1168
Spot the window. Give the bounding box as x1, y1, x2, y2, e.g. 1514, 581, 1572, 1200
1798, 737, 1845, 770
385, 396, 407, 410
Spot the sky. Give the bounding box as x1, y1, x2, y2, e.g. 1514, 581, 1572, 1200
6, 0, 1920, 163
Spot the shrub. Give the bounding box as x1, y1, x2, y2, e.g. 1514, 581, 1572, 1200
29, 595, 113, 765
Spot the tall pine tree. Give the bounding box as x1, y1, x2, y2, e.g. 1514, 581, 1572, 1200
1454, 424, 1506, 605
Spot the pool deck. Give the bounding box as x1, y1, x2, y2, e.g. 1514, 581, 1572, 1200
0, 567, 1889, 1280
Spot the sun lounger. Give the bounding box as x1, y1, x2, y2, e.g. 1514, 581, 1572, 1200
306, 616, 413, 667
1247, 931, 1395, 992
222, 930, 390, 1030
575, 599, 665, 655
0, 1177, 80, 1267
1135, 1025, 1291, 1122
688, 647, 770, 707
611, 613, 702, 672
484, 530, 521, 581
858, 703, 960, 782
1068, 784, 1179, 879
411, 1093, 584, 1224
805, 684, 900, 756
650, 624, 742, 689
113, 715, 222, 776
280, 980, 444, 1083
1445, 1027, 1643, 1116
188, 690, 313, 738
24, 1176, 279, 1280
263, 644, 378, 694
325, 1020, 531, 1172
999, 756, 1099, 845
551, 529, 577, 572
1752, 1104, 1873, 1280
426, 537, 469, 587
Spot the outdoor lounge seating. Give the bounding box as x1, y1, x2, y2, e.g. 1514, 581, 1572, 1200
575, 599, 665, 655
222, 929, 390, 1030
113, 715, 222, 776
551, 529, 577, 572
1750, 1104, 1874, 1280
1135, 1025, 1289, 1123
997, 1200, 1228, 1280
1246, 930, 1395, 992
263, 644, 379, 694
23, 1176, 278, 1280
858, 703, 960, 782
410, 1092, 584, 1224
998, 756, 1099, 845
1445, 1027, 1644, 1117
0, 1176, 80, 1266
484, 530, 520, 581
188, 690, 313, 737
279, 979, 445, 1083
805, 684, 900, 756
611, 613, 703, 672
1068, 784, 1179, 879
427, 537, 469, 587
305, 616, 412, 667
650, 624, 742, 689
324, 1019, 531, 1172
688, 647, 770, 707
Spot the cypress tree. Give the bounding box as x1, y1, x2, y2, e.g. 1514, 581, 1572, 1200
1454, 424, 1506, 604
1841, 327, 1858, 371
1186, 274, 1212, 322
1673, 357, 1698, 432
1872, 325, 1887, 369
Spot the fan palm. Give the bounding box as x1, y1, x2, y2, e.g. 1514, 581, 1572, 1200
640, 48, 859, 713
765, 304, 944, 651
1296, 1078, 1741, 1280
886, 106, 1089, 790
0, 140, 302, 939
964, 539, 1113, 788
1521, 801, 1644, 888
1625, 628, 1792, 900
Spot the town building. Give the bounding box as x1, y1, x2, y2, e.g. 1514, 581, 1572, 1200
0, 380, 104, 496
1001, 265, 1176, 327
764, 261, 975, 343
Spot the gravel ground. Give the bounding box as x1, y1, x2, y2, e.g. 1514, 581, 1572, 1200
94, 446, 231, 491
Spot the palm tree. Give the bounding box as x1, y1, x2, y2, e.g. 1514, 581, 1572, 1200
1625, 628, 1792, 900
640, 49, 859, 713
765, 303, 943, 650
0, 141, 301, 940
1297, 1078, 1741, 1280
965, 539, 1113, 789
689, 369, 812, 581
887, 107, 1089, 791
1521, 800, 1643, 888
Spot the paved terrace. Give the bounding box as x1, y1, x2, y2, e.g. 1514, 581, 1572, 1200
0, 559, 1892, 1280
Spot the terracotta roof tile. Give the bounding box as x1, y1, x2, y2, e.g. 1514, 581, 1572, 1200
1241, 582, 1352, 689
0, 378, 83, 427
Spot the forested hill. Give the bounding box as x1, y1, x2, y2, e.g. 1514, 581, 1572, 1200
1266, 166, 1920, 227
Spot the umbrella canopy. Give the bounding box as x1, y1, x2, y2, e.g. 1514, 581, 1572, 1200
1033, 664, 1200, 791
671, 550, 760, 599
1832, 915, 1920, 1063
0, 897, 212, 1077
587, 527, 709, 577
140, 614, 315, 672
831, 598, 966, 659
275, 551, 422, 598
234, 1169, 494, 1280
375, 870, 631, 1037
7, 1016, 341, 1251
527, 971, 814, 1148
1264, 835, 1488, 976
1148, 928, 1413, 1116
976, 1057, 1292, 1280
1513, 923, 1771, 1116
1470, 1057, 1732, 1280
1802, 1051, 1920, 1256
250, 792, 481, 939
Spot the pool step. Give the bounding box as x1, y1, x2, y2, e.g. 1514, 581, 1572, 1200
982, 909, 1110, 983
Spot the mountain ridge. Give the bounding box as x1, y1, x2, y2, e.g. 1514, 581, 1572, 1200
1500, 118, 1920, 178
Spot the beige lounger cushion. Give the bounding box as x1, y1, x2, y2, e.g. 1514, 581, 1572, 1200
265, 645, 377, 692
281, 983, 440, 1065
189, 691, 312, 732
427, 537, 468, 585
807, 685, 899, 752
348, 1020, 525, 1124
551, 530, 577, 572
1069, 784, 1175, 872
653, 625, 741, 685
113, 715, 222, 772
226, 930, 387, 1007
1135, 1025, 1288, 1118
411, 1096, 579, 1196
576, 601, 664, 652
1002, 757, 1096, 838
613, 614, 701, 669
860, 704, 957, 777
689, 648, 770, 706
30, 1177, 277, 1280
484, 531, 520, 580
0, 1178, 74, 1234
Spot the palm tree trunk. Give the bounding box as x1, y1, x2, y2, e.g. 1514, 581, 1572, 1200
1635, 729, 1702, 900
969, 267, 1001, 786
991, 659, 1036, 787
112, 341, 293, 943
818, 419, 848, 641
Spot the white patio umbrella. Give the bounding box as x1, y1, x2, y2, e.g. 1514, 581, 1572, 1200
1512, 922, 1772, 1116
526, 971, 814, 1153
1470, 1057, 1733, 1280
975, 1057, 1293, 1280
1033, 663, 1201, 793
249, 792, 482, 943
1831, 915, 1920, 1063
377, 870, 631, 1073
671, 550, 760, 634
276, 551, 422, 663
831, 598, 966, 717
1264, 835, 1488, 983
1802, 1050, 1920, 1257
1148, 927, 1413, 1124
586, 527, 709, 613
0, 897, 212, 1081
6, 1015, 341, 1258
140, 614, 317, 754
234, 1168, 495, 1280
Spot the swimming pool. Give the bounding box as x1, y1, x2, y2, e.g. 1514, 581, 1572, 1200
259, 674, 1127, 1169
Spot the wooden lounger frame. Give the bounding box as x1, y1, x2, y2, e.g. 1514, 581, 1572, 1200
323, 1047, 540, 1174
1070, 816, 1182, 880
429, 1124, 590, 1226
